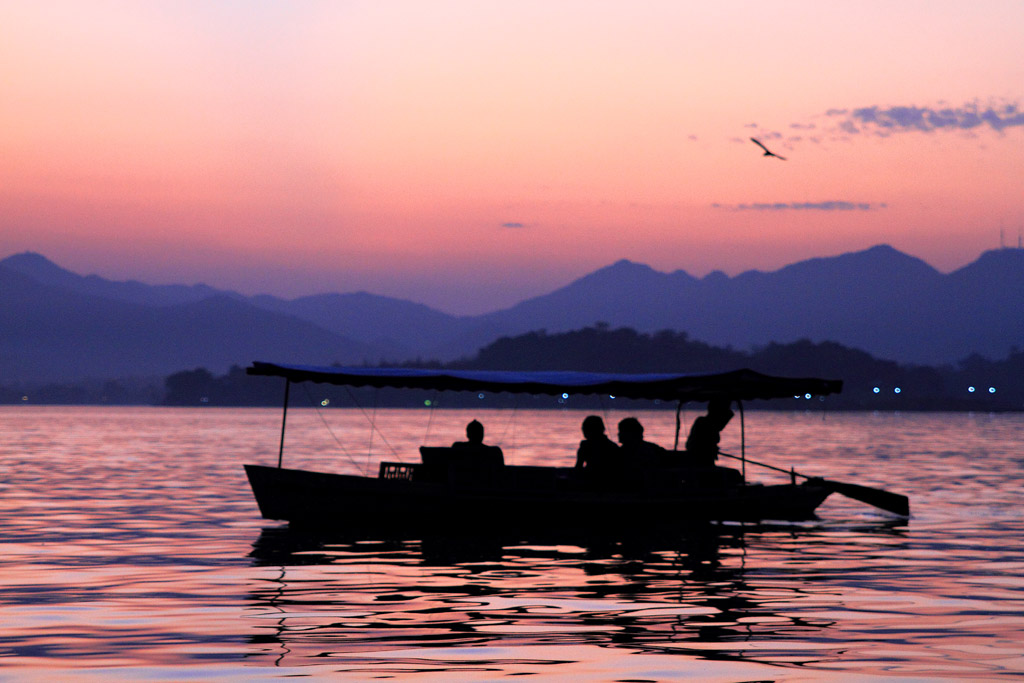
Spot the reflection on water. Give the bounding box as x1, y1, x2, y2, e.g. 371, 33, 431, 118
241, 523, 924, 679
246, 524, 894, 666
1, 407, 1023, 679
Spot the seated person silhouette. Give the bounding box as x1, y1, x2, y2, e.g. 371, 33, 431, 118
685, 398, 735, 467
451, 419, 504, 468
617, 417, 668, 470
575, 415, 621, 482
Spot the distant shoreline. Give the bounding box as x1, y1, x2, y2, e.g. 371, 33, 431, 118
2, 398, 1017, 413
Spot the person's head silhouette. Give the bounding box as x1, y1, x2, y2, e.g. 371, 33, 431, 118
617, 417, 643, 445
707, 399, 734, 428
582, 415, 606, 440
466, 419, 484, 444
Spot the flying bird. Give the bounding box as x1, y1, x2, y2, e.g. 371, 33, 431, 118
751, 137, 786, 160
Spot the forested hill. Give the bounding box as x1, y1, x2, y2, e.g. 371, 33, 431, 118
158, 326, 1024, 411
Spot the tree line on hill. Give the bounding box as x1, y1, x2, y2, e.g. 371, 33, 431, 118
159, 325, 1022, 411
3, 325, 1020, 409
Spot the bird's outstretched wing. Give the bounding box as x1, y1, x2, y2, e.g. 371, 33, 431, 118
750, 137, 786, 160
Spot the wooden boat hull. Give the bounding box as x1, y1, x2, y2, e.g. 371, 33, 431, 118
244, 464, 832, 532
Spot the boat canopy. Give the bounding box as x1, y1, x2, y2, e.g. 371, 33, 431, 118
247, 362, 842, 403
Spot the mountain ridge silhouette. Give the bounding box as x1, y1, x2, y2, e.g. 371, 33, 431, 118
2, 245, 1022, 382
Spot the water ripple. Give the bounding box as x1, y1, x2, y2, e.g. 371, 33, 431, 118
1, 407, 1023, 679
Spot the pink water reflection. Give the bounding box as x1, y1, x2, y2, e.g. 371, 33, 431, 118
0, 407, 1023, 679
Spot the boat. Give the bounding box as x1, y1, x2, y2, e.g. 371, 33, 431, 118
243, 362, 909, 533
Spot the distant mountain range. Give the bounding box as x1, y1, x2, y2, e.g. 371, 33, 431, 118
2, 245, 1023, 382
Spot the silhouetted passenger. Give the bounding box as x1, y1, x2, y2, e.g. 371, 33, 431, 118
685, 398, 735, 467
451, 419, 504, 468
617, 417, 668, 470
574, 415, 621, 479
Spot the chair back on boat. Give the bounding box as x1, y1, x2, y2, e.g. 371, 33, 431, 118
418, 446, 504, 487
419, 447, 453, 469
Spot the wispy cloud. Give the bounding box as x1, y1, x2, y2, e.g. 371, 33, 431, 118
713, 201, 887, 211
749, 99, 1024, 150
500, 221, 526, 228
825, 100, 1024, 136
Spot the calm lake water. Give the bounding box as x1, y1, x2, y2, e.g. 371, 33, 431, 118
1, 406, 1023, 680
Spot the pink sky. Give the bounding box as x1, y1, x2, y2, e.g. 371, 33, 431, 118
2, 1, 1023, 313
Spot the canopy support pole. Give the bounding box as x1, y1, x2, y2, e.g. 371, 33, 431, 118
738, 399, 746, 481
277, 379, 290, 469
674, 400, 683, 451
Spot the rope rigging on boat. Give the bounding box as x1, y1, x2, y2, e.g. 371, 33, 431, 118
340, 384, 402, 463
420, 389, 440, 447
365, 387, 378, 475
299, 382, 370, 475
493, 395, 520, 463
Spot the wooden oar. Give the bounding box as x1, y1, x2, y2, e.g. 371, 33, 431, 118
718, 451, 910, 516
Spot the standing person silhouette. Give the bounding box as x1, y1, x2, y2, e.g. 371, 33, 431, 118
685, 399, 734, 467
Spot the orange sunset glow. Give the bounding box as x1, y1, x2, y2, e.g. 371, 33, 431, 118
2, 1, 1023, 312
